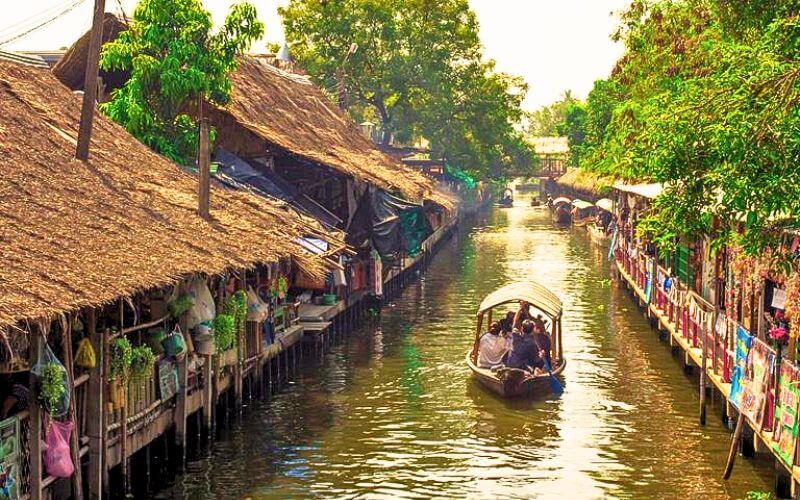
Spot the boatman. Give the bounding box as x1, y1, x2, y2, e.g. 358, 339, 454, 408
477, 322, 510, 369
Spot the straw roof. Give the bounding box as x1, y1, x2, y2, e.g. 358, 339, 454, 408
222, 56, 452, 208
529, 136, 569, 156
51, 13, 127, 90
0, 60, 340, 328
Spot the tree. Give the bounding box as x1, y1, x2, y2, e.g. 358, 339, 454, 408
279, 0, 532, 178
527, 91, 578, 137
99, 0, 264, 164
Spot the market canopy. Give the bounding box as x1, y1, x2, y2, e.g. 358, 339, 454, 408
477, 281, 562, 319
572, 199, 594, 210
596, 198, 614, 212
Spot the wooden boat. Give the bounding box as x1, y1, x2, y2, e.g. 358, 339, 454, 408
550, 197, 572, 223
467, 282, 566, 398
497, 188, 514, 208
571, 199, 596, 227
588, 223, 610, 245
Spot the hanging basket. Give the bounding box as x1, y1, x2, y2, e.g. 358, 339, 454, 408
109, 378, 125, 410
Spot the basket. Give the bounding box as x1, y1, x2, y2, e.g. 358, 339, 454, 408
193, 334, 215, 356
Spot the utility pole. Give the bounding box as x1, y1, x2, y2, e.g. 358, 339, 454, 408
75, 0, 107, 160
197, 96, 211, 220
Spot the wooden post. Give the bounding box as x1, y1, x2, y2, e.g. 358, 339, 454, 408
202, 353, 213, 431
234, 272, 245, 407
119, 301, 129, 496
173, 353, 188, 461
29, 332, 43, 500
86, 309, 103, 500
75, 0, 107, 160
63, 316, 84, 500
197, 96, 211, 220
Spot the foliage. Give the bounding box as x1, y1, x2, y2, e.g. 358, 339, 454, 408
279, 0, 533, 178
38, 362, 67, 418
558, 0, 800, 263
109, 337, 133, 381
130, 345, 156, 383
99, 0, 264, 164
213, 314, 236, 352
527, 91, 578, 137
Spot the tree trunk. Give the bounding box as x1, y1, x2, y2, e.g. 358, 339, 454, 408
373, 94, 392, 146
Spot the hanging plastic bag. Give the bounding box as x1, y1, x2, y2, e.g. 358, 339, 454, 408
161, 325, 187, 359
43, 418, 75, 478
186, 276, 216, 330
31, 340, 71, 418
246, 287, 269, 322
74, 338, 96, 369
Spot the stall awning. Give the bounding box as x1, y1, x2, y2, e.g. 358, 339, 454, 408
215, 149, 342, 229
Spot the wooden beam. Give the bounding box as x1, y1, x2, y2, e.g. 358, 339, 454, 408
28, 332, 43, 500
86, 308, 104, 499
63, 315, 84, 500
75, 0, 107, 160
198, 96, 211, 220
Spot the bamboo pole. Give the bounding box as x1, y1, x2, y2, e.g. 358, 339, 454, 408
119, 300, 129, 496
86, 309, 103, 500
197, 96, 211, 220
62, 315, 84, 500
75, 0, 106, 160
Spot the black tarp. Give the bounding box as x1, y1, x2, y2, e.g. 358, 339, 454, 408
214, 149, 342, 229
346, 190, 433, 259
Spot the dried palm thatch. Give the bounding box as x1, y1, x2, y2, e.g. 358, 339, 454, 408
0, 60, 342, 328
555, 168, 618, 198
223, 56, 453, 209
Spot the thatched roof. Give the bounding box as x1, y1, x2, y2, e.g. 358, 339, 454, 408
220, 56, 452, 208
0, 60, 340, 328
555, 168, 618, 197
530, 136, 569, 156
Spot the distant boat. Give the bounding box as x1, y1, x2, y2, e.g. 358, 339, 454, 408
570, 199, 596, 227
498, 188, 514, 208
467, 281, 566, 398
550, 197, 571, 223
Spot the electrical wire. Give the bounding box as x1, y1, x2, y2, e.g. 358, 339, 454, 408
0, 0, 79, 38
0, 0, 88, 47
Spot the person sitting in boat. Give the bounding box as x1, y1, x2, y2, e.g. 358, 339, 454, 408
478, 322, 510, 369
512, 301, 533, 329
499, 311, 516, 334
505, 320, 541, 372
531, 318, 553, 369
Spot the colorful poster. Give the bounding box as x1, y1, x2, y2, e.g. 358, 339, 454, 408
729, 326, 753, 409
158, 359, 179, 401
739, 338, 775, 428
774, 360, 800, 466
0, 416, 19, 500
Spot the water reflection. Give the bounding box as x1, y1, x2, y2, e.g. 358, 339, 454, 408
158, 197, 773, 499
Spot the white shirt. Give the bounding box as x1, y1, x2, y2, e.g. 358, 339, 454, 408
478, 333, 510, 368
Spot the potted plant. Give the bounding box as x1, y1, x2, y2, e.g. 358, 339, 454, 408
39, 362, 67, 417
129, 345, 156, 409
109, 338, 132, 410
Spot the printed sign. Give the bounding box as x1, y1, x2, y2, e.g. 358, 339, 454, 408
772, 288, 787, 310
739, 338, 774, 428
774, 360, 800, 466
158, 359, 179, 401
729, 326, 753, 409
0, 417, 19, 500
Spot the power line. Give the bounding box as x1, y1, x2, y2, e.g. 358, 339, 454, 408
0, 0, 88, 47
0, 0, 79, 38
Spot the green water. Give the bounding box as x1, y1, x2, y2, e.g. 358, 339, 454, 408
160, 202, 774, 499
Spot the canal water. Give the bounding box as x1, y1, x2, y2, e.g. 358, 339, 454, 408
158, 200, 774, 499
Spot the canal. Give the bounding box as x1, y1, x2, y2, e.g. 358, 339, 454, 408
158, 200, 774, 499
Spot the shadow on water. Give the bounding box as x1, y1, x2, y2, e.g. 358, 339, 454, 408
153, 196, 774, 499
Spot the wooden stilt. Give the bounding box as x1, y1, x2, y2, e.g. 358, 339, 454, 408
173, 354, 188, 463
202, 354, 213, 431
29, 332, 43, 500
63, 316, 84, 500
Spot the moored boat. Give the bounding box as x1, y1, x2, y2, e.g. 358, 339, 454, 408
570, 199, 596, 227
467, 282, 566, 398
550, 196, 572, 223
588, 198, 615, 245
498, 188, 514, 208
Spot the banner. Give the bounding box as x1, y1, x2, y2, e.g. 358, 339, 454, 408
0, 416, 20, 500
739, 338, 775, 428
608, 225, 619, 262
729, 326, 753, 409
774, 360, 800, 466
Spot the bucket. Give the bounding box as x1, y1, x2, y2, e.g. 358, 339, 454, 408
194, 334, 215, 356
322, 294, 337, 306
162, 327, 187, 358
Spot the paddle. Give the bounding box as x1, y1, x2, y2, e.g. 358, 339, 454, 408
532, 333, 563, 396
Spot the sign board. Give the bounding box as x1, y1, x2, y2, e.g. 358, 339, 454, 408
0, 416, 20, 500
739, 338, 774, 428
158, 359, 179, 401
729, 326, 753, 409
772, 288, 787, 310
774, 360, 800, 466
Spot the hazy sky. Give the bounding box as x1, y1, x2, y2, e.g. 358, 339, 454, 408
3, 0, 629, 109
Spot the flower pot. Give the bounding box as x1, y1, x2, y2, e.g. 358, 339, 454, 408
194, 334, 215, 356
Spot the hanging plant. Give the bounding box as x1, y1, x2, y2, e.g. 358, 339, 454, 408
130, 345, 156, 383
213, 314, 236, 352
109, 337, 133, 381
39, 362, 67, 417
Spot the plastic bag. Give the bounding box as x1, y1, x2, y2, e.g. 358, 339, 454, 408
74, 338, 96, 369
186, 277, 216, 330
31, 341, 70, 418
246, 287, 269, 322
43, 418, 74, 478
161, 325, 187, 359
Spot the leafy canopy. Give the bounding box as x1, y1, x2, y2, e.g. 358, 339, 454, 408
279, 0, 533, 179
99, 0, 264, 164
561, 0, 800, 261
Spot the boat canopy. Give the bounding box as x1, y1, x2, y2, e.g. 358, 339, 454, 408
552, 197, 571, 206
572, 199, 594, 210
477, 281, 562, 319
596, 198, 614, 213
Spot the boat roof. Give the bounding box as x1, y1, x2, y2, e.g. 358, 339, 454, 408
552, 196, 571, 206
596, 198, 614, 212
613, 182, 663, 199
478, 281, 562, 319
572, 199, 594, 210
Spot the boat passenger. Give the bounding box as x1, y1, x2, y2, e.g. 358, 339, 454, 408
477, 322, 509, 369
532, 319, 553, 369
512, 300, 533, 330
505, 320, 540, 371
499, 311, 516, 334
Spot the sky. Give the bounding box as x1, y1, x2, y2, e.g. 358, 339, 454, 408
3, 0, 629, 110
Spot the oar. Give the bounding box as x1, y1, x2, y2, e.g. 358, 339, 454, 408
543, 358, 563, 395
